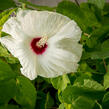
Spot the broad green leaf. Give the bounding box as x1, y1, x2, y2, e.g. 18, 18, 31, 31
86, 25, 109, 48
78, 62, 98, 74
0, 79, 17, 104
82, 25, 109, 59
80, 3, 101, 28
88, 0, 106, 9
104, 65, 109, 89
0, 0, 16, 10
102, 92, 109, 109
56, 1, 100, 31
102, 39, 109, 51
56, 1, 86, 31
62, 79, 105, 104
0, 59, 16, 81
85, 39, 109, 59
51, 74, 70, 91
14, 76, 37, 109
74, 79, 105, 91
62, 86, 104, 104
85, 51, 109, 59
0, 105, 20, 109
59, 97, 95, 109
71, 96, 95, 109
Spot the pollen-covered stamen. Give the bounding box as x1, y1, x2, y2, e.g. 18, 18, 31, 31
37, 36, 48, 48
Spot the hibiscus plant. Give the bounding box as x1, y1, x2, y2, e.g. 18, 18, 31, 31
0, 0, 109, 109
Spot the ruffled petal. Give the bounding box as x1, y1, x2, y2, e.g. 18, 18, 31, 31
0, 36, 17, 56
0, 36, 37, 80
16, 41, 38, 80
48, 20, 82, 43
37, 45, 79, 78
55, 38, 82, 61
2, 17, 28, 41
16, 10, 71, 37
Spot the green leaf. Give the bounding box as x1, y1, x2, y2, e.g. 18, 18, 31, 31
0, 8, 16, 28
85, 51, 109, 60
104, 64, 109, 89
58, 103, 65, 109
62, 79, 105, 104
78, 62, 98, 74
88, 0, 106, 9
102, 92, 109, 109
0, 59, 16, 81
1, 32, 10, 37
59, 103, 73, 109
86, 25, 109, 48
102, 39, 109, 51
74, 79, 105, 91
0, 0, 16, 10
14, 76, 37, 109
59, 97, 95, 109
45, 92, 54, 109
0, 105, 20, 109
85, 39, 109, 59
71, 96, 95, 109
56, 1, 86, 31
36, 91, 46, 109
51, 74, 70, 91
80, 3, 101, 28
56, 1, 100, 31
0, 60, 17, 104
83, 25, 109, 59
0, 79, 17, 104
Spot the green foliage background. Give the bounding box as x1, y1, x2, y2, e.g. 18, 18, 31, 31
0, 0, 109, 109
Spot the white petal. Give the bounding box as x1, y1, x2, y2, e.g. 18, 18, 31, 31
48, 20, 82, 43
17, 10, 71, 37
55, 38, 83, 61
0, 36, 37, 80
37, 45, 79, 78
2, 17, 28, 41
0, 36, 17, 56
17, 8, 31, 21
16, 41, 38, 80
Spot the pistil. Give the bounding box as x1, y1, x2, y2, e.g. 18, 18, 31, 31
36, 36, 48, 48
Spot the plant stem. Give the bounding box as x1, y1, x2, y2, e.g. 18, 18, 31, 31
103, 59, 107, 73
75, 0, 80, 6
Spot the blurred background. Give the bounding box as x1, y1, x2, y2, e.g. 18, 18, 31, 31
29, 0, 109, 6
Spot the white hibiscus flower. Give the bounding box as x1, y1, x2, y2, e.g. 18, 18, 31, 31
0, 9, 82, 80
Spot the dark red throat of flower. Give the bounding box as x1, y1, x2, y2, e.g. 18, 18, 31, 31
31, 37, 48, 55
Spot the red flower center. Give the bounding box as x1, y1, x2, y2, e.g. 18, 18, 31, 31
31, 37, 48, 55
